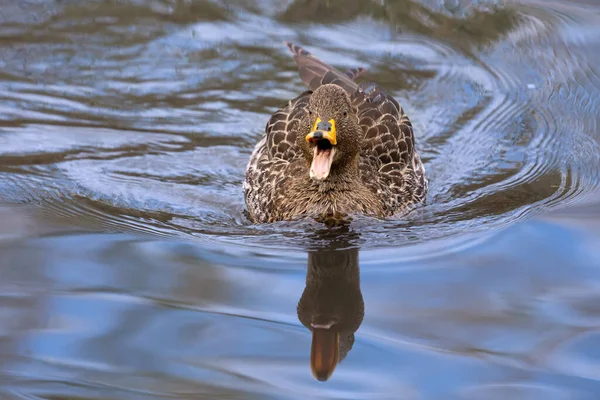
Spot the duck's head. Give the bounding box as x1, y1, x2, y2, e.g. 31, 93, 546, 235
298, 84, 362, 181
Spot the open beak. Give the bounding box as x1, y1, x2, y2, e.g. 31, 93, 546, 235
310, 328, 340, 381
306, 118, 337, 181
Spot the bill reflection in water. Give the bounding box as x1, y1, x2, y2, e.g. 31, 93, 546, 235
296, 239, 364, 381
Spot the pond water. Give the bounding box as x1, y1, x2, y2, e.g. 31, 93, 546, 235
1, 0, 600, 398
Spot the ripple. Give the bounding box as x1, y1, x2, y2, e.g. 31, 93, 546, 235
0, 1, 598, 255
460, 383, 590, 400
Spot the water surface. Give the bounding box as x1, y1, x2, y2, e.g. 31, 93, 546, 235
1, 0, 600, 398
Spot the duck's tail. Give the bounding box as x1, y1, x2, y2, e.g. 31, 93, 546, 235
284, 42, 366, 94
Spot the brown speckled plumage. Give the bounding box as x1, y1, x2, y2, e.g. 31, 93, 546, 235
244, 42, 428, 223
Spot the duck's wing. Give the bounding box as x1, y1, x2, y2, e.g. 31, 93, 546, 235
353, 82, 414, 168
263, 91, 311, 162
352, 82, 427, 208
244, 91, 311, 222
285, 42, 365, 94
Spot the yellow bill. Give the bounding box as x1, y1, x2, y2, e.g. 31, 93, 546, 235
305, 118, 337, 180
310, 328, 340, 381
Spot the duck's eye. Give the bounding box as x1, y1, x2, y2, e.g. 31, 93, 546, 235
308, 110, 313, 115
343, 111, 348, 117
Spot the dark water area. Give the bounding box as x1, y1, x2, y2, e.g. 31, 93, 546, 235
1, 0, 600, 398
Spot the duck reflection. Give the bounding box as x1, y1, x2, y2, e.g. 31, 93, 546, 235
296, 235, 364, 381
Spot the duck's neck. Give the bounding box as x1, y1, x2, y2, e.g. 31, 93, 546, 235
312, 156, 360, 192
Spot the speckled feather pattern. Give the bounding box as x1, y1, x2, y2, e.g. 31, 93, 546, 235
244, 43, 428, 223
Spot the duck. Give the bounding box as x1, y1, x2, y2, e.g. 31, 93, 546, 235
244, 42, 428, 223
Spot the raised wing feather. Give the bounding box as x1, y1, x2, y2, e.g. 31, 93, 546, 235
285, 42, 362, 94
344, 67, 367, 80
